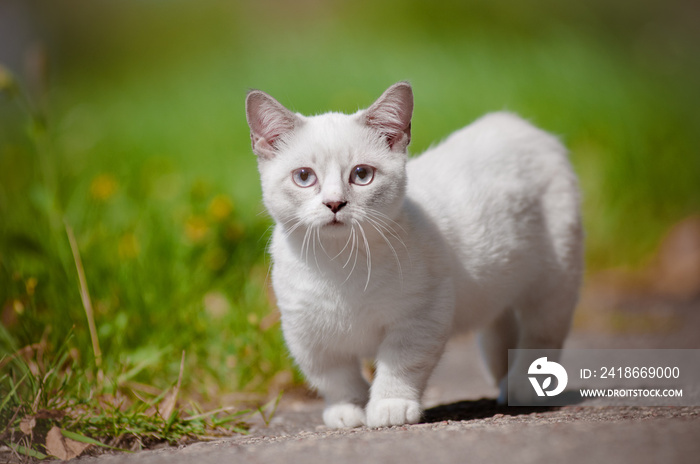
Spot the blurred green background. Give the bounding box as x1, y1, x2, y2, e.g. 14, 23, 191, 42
1, 0, 699, 401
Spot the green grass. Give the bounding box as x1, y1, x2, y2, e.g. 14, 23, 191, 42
1, 0, 699, 457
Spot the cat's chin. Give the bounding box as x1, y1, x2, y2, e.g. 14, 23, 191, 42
327, 218, 345, 227
320, 219, 350, 237
323, 220, 347, 231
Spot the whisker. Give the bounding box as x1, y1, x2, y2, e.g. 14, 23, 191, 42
367, 209, 408, 235
366, 210, 408, 251
282, 214, 306, 238
332, 226, 354, 261
317, 226, 332, 259
356, 221, 372, 292
343, 222, 360, 284
367, 219, 404, 283
305, 226, 313, 266
301, 225, 312, 265
367, 216, 407, 251
313, 226, 321, 270
342, 225, 356, 269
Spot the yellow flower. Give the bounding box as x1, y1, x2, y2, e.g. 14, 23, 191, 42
90, 174, 118, 201
185, 215, 210, 243
208, 194, 233, 221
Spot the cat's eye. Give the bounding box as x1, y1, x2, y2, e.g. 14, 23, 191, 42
292, 168, 317, 188
350, 165, 375, 186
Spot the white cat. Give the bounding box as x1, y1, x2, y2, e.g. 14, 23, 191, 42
245, 82, 583, 428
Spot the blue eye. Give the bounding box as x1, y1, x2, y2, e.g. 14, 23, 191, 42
350, 165, 375, 186
292, 168, 317, 188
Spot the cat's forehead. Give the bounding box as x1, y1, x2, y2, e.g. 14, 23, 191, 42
284, 112, 378, 165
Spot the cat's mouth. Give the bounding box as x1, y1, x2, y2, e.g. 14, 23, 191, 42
327, 218, 344, 226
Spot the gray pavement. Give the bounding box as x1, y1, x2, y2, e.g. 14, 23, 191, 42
79, 295, 700, 464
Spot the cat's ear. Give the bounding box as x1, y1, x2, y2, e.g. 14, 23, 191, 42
245, 90, 300, 160
363, 81, 414, 152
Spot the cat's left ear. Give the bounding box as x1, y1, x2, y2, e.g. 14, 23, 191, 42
246, 90, 300, 160
363, 81, 414, 152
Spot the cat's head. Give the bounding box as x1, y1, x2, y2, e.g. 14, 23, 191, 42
245, 82, 413, 237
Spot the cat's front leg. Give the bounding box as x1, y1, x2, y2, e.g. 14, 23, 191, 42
366, 322, 449, 427
297, 353, 370, 428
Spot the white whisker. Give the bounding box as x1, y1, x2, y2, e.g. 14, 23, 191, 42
342, 225, 356, 269
301, 225, 313, 265
282, 214, 306, 238
313, 226, 321, 270
368, 209, 408, 235
367, 218, 404, 283
343, 222, 360, 284
356, 221, 372, 291
366, 210, 408, 251
332, 225, 354, 261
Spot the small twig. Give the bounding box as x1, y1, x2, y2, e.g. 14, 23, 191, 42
64, 221, 102, 369
0, 404, 23, 437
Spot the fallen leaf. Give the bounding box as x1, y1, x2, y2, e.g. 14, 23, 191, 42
46, 426, 91, 460
19, 416, 36, 436
158, 351, 185, 420
158, 388, 178, 420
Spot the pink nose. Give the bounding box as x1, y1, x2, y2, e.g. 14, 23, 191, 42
325, 201, 347, 214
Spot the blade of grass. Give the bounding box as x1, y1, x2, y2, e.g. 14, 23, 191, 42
7, 443, 48, 460
0, 372, 28, 413
60, 429, 128, 452
162, 351, 185, 429
256, 391, 282, 426
64, 220, 103, 370
184, 406, 251, 422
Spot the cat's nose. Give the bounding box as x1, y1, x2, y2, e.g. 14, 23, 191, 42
325, 201, 347, 214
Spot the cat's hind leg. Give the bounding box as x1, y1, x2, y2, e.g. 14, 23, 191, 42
477, 307, 519, 403
505, 281, 579, 403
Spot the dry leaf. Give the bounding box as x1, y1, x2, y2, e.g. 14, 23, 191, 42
158, 351, 185, 420
46, 426, 91, 460
19, 416, 36, 436
158, 388, 178, 420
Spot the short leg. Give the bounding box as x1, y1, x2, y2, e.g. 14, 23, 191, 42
478, 308, 519, 387
505, 287, 577, 403
366, 324, 448, 427
478, 308, 519, 404
302, 354, 370, 428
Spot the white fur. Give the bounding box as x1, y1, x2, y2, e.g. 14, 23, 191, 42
246, 82, 583, 428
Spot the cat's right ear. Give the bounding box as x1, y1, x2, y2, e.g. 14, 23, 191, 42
245, 90, 299, 160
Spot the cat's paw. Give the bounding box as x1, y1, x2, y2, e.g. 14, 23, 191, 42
366, 398, 421, 428
322, 403, 366, 428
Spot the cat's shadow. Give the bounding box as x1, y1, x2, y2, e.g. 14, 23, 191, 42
422, 398, 558, 423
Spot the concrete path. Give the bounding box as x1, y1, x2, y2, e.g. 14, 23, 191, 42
81, 295, 700, 464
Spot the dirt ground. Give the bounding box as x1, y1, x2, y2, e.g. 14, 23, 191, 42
74, 291, 700, 464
